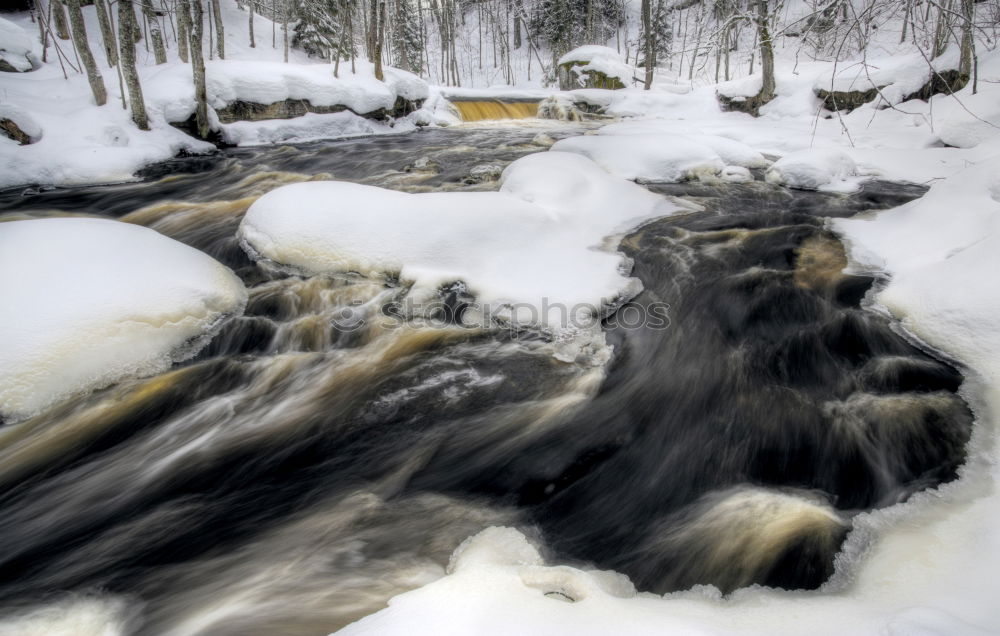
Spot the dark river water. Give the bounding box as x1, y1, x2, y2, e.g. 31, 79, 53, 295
0, 125, 973, 634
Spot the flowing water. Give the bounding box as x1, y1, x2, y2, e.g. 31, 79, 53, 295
0, 125, 973, 634
450, 100, 540, 121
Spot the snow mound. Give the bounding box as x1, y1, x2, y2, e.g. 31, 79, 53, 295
717, 74, 763, 99
238, 151, 677, 345
765, 148, 859, 191
557, 45, 634, 83
0, 219, 247, 420
0, 16, 33, 72
597, 122, 768, 168
552, 134, 726, 182
815, 47, 960, 108
933, 91, 1000, 149
0, 103, 41, 142
221, 111, 414, 146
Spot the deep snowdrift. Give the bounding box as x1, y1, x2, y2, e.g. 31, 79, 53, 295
0, 218, 247, 420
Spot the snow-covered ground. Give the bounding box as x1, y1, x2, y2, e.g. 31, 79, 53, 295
0, 7, 433, 189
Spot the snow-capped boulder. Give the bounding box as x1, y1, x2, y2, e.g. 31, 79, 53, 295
765, 148, 858, 191
557, 45, 633, 91
0, 103, 41, 145
0, 17, 34, 73
238, 151, 677, 350
0, 218, 247, 420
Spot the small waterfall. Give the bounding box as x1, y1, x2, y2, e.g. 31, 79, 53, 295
451, 100, 539, 121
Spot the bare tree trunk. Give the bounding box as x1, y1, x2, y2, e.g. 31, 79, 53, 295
52, 0, 70, 40
933, 0, 952, 58
374, 0, 385, 80
143, 0, 168, 64
282, 0, 289, 62
755, 0, 775, 102
92, 0, 118, 66
187, 0, 210, 138
959, 0, 974, 79
118, 0, 149, 130
641, 0, 653, 89
67, 0, 107, 106
36, 1, 49, 63
211, 0, 225, 58
248, 0, 255, 47
177, 0, 191, 62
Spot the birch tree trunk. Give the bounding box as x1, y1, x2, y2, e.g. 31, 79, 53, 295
177, 0, 191, 62
143, 0, 168, 64
755, 0, 775, 102
67, 0, 107, 106
187, 0, 210, 139
248, 0, 255, 48
374, 0, 385, 80
211, 0, 225, 59
641, 0, 653, 89
959, 0, 974, 80
52, 0, 70, 40
94, 0, 118, 66
118, 0, 149, 130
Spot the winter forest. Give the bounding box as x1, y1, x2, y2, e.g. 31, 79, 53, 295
2, 0, 1000, 634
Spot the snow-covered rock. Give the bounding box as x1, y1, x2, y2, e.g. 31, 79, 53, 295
0, 103, 41, 144
0, 218, 247, 420
814, 47, 961, 110
238, 151, 677, 346
558, 45, 634, 83
0, 16, 34, 73
552, 134, 726, 182
765, 148, 859, 191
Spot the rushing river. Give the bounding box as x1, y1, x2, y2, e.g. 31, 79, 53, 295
0, 125, 973, 634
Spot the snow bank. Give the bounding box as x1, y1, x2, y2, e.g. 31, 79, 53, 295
765, 148, 860, 191
597, 121, 768, 168
145, 61, 428, 124
0, 218, 247, 420
238, 151, 676, 345
551, 134, 726, 182
221, 111, 415, 146
0, 16, 34, 72
815, 47, 960, 109
558, 45, 635, 84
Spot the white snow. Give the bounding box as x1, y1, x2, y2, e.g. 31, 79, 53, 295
0, 103, 42, 142
551, 134, 726, 182
815, 47, 961, 109
557, 45, 635, 85
0, 218, 247, 421
716, 74, 763, 100
0, 16, 34, 72
765, 148, 861, 191
220, 110, 415, 146
238, 150, 677, 344
0, 7, 430, 189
